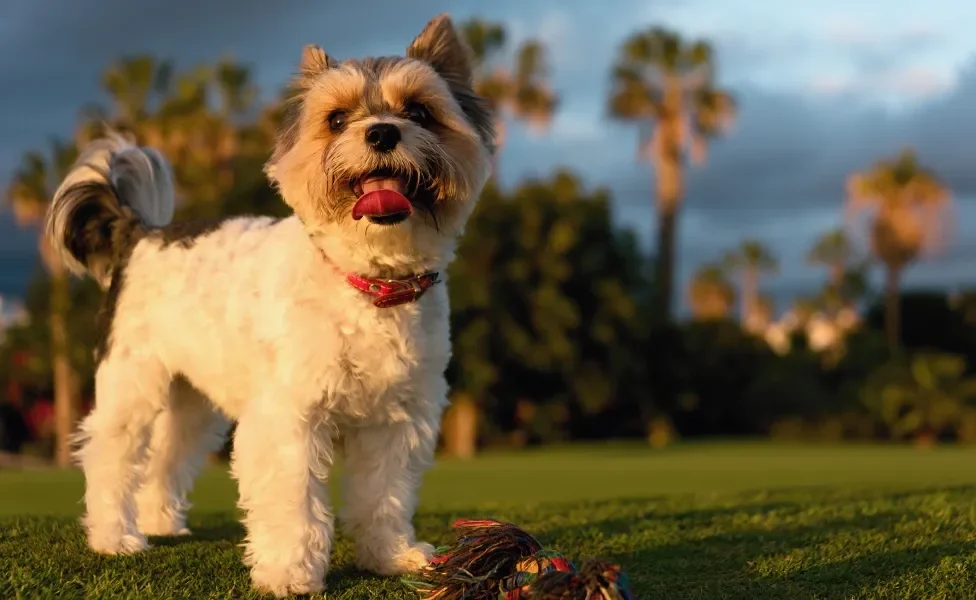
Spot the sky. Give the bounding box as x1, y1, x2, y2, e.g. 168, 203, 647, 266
0, 0, 973, 312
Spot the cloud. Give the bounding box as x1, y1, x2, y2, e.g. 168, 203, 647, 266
507, 10, 575, 71
700, 15, 955, 111
881, 67, 957, 97
821, 18, 941, 50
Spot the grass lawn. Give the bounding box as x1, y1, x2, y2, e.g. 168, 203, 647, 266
3, 441, 976, 599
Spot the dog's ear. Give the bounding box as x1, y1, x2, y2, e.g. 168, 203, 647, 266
297, 44, 334, 88
406, 14, 474, 85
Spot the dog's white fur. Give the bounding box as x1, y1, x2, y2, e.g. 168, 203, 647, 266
76, 211, 453, 593
49, 14, 492, 597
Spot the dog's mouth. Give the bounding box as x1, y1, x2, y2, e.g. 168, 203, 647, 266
349, 168, 440, 226
350, 169, 416, 225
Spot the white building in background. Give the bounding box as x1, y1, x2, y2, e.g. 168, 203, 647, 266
0, 295, 29, 345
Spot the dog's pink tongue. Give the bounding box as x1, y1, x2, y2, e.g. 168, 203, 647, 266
352, 178, 413, 220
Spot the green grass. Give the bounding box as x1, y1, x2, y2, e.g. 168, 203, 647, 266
4, 442, 976, 599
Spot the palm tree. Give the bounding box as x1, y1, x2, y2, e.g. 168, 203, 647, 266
837, 261, 870, 308
4, 139, 80, 467
460, 19, 509, 113
509, 41, 559, 133
459, 19, 559, 179
214, 57, 258, 121
90, 58, 255, 215
608, 27, 736, 323
439, 23, 558, 457
753, 293, 775, 329
99, 55, 173, 135
163, 65, 244, 206
846, 148, 952, 349
687, 262, 735, 320
808, 228, 865, 314
808, 228, 855, 288
724, 240, 778, 327
791, 296, 820, 327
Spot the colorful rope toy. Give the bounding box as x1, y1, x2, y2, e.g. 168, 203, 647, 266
402, 519, 636, 600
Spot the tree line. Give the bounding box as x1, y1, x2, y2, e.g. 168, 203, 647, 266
0, 18, 969, 464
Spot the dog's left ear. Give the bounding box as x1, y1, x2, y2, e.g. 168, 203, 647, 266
406, 14, 474, 85
296, 44, 334, 89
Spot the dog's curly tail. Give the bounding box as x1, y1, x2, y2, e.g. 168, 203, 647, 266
44, 132, 175, 289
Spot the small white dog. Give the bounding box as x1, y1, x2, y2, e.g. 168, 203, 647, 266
44, 14, 493, 597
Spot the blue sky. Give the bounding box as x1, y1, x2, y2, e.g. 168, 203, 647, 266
0, 0, 973, 310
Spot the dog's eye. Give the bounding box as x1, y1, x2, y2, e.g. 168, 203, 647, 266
404, 102, 431, 125
328, 110, 348, 132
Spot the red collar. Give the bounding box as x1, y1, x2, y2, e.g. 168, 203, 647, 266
346, 271, 441, 308
315, 247, 440, 308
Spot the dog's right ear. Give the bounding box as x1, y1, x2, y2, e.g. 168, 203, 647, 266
406, 14, 474, 86
296, 44, 333, 88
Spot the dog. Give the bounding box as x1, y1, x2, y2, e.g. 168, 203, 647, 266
44, 14, 493, 597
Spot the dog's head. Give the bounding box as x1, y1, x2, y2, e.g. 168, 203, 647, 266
266, 14, 494, 274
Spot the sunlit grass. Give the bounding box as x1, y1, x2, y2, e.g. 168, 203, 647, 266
3, 442, 976, 599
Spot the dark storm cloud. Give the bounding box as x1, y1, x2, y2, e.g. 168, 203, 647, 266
903, 60, 976, 195
496, 46, 976, 306
0, 0, 972, 307
598, 62, 976, 229
0, 0, 651, 186
0, 0, 452, 163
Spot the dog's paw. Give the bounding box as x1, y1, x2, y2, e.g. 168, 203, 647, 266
394, 541, 435, 573
88, 531, 149, 555
143, 526, 192, 537
250, 566, 325, 598
138, 519, 191, 537
358, 541, 435, 575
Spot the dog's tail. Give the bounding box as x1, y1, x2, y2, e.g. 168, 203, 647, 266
45, 132, 175, 288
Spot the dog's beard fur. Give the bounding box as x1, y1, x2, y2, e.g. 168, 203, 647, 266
267, 19, 494, 275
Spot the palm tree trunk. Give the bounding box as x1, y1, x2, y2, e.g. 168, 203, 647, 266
650, 94, 686, 324
654, 206, 678, 322
49, 262, 79, 467
652, 133, 683, 324
442, 392, 478, 459
489, 119, 506, 185
884, 265, 902, 350
741, 268, 758, 325
829, 263, 844, 288
826, 262, 845, 314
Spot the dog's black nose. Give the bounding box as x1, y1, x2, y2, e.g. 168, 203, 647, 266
365, 123, 401, 153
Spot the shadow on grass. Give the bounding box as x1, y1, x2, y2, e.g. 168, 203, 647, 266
611, 537, 974, 600
772, 543, 974, 597
150, 517, 246, 547
10, 484, 974, 599
521, 485, 976, 600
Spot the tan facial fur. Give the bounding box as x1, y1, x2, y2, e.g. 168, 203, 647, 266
267, 15, 494, 273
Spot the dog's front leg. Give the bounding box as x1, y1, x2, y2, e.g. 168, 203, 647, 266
340, 406, 442, 575
231, 405, 334, 597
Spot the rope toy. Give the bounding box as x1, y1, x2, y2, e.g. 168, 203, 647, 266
402, 519, 636, 599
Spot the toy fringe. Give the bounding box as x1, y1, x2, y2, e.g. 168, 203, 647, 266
516, 559, 635, 599
402, 519, 635, 600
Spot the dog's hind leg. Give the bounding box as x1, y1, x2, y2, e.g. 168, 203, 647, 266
135, 376, 229, 537
74, 354, 170, 555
